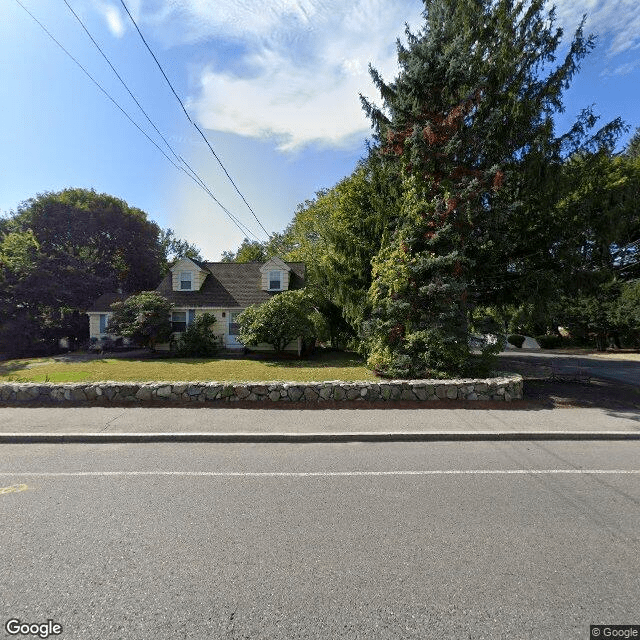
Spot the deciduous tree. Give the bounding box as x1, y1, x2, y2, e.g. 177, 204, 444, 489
0, 188, 200, 355
106, 291, 172, 350
238, 290, 316, 355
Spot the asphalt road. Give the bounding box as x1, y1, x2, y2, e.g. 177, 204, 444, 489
498, 351, 640, 387
2, 441, 639, 639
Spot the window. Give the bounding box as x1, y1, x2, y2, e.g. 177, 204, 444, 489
99, 314, 108, 333
172, 311, 187, 332
269, 270, 282, 290
180, 271, 193, 290
229, 311, 241, 336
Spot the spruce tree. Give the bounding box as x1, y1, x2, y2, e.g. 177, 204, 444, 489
361, 0, 620, 378
624, 127, 640, 159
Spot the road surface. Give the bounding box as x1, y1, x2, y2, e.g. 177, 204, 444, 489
2, 440, 639, 639
498, 351, 640, 387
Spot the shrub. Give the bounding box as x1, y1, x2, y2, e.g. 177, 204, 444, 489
366, 328, 492, 379
174, 313, 220, 357
507, 334, 526, 348
107, 292, 172, 350
238, 290, 317, 355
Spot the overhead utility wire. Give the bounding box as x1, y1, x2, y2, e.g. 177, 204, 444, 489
117, 0, 271, 238
63, 0, 184, 171
14, 0, 260, 242
60, 0, 260, 241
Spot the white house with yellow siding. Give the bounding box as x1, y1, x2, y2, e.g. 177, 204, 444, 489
87, 257, 305, 352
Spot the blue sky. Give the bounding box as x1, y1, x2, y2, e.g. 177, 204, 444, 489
2, 0, 640, 260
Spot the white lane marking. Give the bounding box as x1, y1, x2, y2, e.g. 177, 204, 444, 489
0, 470, 638, 477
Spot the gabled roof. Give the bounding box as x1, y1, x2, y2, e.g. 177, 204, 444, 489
260, 256, 291, 272
170, 256, 207, 272
155, 261, 305, 308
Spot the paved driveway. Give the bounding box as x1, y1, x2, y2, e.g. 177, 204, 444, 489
498, 351, 640, 387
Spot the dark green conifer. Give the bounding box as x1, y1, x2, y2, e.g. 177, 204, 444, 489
361, 0, 617, 377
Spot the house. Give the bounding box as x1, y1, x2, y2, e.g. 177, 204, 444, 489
87, 257, 306, 352
86, 291, 132, 348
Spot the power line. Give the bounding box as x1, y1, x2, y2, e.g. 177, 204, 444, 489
63, 0, 184, 169
60, 0, 260, 241
117, 0, 271, 238
14, 0, 261, 242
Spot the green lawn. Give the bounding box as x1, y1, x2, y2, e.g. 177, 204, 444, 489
0, 351, 378, 383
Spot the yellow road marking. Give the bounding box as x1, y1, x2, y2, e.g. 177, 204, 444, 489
0, 484, 28, 495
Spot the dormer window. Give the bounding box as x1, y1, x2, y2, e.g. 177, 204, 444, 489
180, 271, 193, 290
260, 258, 291, 292
269, 270, 282, 290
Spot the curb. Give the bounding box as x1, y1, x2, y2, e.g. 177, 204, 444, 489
1, 431, 639, 444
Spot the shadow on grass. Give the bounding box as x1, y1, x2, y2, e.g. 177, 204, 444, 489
155, 351, 369, 370
0, 356, 115, 382
261, 356, 367, 370
0, 360, 33, 378
0, 360, 31, 382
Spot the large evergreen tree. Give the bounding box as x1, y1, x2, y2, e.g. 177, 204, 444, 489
361, 0, 624, 377
624, 127, 640, 160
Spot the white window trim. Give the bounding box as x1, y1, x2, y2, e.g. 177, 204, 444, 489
180, 271, 193, 290
268, 270, 282, 291
171, 310, 187, 332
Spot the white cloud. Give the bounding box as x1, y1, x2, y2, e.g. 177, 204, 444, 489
552, 0, 640, 55
601, 58, 640, 77
95, 2, 126, 38
139, 0, 331, 43
192, 49, 385, 151
134, 0, 640, 150
181, 0, 422, 150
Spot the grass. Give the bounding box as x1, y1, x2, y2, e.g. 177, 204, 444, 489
0, 351, 378, 384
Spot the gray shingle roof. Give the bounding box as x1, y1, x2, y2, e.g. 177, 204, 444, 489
155, 261, 305, 308
87, 292, 130, 312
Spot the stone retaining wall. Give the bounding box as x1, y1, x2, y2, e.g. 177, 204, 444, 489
0, 374, 522, 405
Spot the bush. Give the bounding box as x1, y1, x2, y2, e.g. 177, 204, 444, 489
174, 313, 220, 357
535, 334, 563, 349
238, 290, 317, 355
507, 334, 526, 348
366, 327, 496, 379
107, 292, 173, 350
88, 336, 115, 353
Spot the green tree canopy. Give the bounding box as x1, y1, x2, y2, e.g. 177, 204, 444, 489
160, 229, 203, 265
0, 188, 200, 355
220, 238, 269, 263
106, 291, 173, 350
359, 0, 624, 377
624, 127, 640, 160
238, 290, 316, 354
5, 188, 165, 297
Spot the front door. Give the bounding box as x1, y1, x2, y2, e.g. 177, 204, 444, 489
227, 311, 243, 348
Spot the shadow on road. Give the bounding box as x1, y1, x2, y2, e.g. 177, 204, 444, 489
523, 379, 640, 412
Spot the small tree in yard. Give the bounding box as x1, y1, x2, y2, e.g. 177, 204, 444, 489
175, 313, 220, 357
238, 290, 316, 355
107, 292, 172, 350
